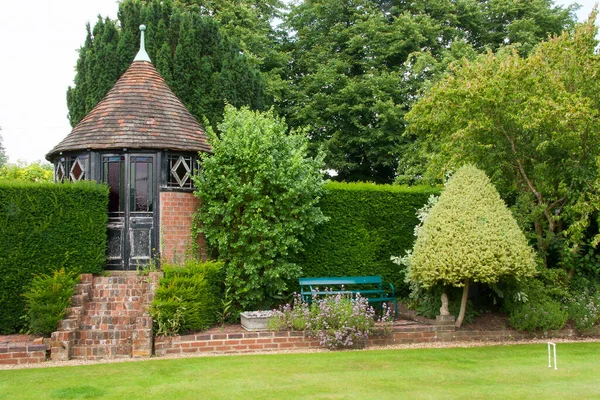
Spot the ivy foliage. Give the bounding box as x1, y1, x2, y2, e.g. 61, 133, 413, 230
0, 181, 108, 334
193, 106, 327, 311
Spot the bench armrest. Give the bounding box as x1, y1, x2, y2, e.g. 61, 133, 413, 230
387, 282, 395, 298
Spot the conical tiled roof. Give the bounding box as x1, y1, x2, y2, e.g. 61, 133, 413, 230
47, 60, 211, 160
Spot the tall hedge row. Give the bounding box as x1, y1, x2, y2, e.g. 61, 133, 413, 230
297, 182, 440, 296
0, 181, 108, 333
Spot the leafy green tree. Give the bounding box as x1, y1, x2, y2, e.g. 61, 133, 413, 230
280, 0, 576, 183
0, 127, 6, 168
67, 0, 271, 129
403, 165, 537, 327
405, 17, 600, 270
0, 161, 53, 183
193, 106, 327, 311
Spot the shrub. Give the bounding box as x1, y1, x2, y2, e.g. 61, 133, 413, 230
270, 292, 393, 350
298, 182, 439, 297
194, 106, 327, 311
23, 269, 79, 336
566, 289, 600, 331
268, 294, 310, 332
0, 181, 108, 333
401, 165, 537, 326
151, 260, 225, 335
509, 299, 568, 332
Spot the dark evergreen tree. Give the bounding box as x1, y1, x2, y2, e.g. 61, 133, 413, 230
66, 0, 272, 129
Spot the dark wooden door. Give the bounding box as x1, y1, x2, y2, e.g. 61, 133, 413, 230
102, 154, 157, 270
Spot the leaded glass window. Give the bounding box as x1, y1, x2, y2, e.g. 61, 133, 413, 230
55, 155, 88, 183
167, 155, 194, 189
55, 160, 65, 183
103, 156, 125, 213
70, 157, 85, 181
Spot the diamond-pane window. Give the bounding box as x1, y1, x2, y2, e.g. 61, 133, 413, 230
70, 158, 85, 181
168, 155, 193, 188
55, 161, 65, 183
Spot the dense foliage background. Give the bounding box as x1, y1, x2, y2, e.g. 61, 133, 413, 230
68, 0, 577, 183
297, 182, 440, 297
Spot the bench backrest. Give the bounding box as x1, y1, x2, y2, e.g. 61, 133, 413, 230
299, 276, 382, 287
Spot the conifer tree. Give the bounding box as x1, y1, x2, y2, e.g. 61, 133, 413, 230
66, 0, 270, 129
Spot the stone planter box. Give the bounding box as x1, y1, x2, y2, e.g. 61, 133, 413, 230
240, 311, 278, 331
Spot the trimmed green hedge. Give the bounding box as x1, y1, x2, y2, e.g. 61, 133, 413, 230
0, 181, 108, 334
297, 182, 440, 297
151, 260, 225, 334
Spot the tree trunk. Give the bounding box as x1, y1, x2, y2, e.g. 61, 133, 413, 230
455, 278, 470, 328
534, 219, 546, 263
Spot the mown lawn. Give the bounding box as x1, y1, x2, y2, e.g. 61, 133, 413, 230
0, 342, 598, 399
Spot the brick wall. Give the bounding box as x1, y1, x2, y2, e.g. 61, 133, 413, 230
1, 323, 592, 365
0, 336, 46, 365
155, 331, 321, 355
153, 324, 586, 357
159, 191, 206, 262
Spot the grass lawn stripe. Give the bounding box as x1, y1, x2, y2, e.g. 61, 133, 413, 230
0, 342, 598, 399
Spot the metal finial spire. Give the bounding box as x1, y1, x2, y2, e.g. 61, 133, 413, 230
134, 25, 151, 62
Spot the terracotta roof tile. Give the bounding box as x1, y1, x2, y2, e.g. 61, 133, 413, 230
47, 61, 211, 159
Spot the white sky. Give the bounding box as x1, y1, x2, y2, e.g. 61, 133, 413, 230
0, 1, 597, 164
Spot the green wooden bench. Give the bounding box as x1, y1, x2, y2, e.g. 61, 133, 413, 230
299, 276, 398, 317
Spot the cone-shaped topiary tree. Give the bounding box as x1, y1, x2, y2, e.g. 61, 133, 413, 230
406, 164, 537, 327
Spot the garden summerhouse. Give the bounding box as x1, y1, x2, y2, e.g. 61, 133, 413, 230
46, 26, 211, 270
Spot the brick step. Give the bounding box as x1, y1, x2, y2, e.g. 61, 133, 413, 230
71, 344, 133, 360
93, 276, 144, 285
91, 285, 145, 291
65, 306, 84, 319
87, 296, 143, 304
50, 272, 159, 362
74, 338, 132, 347
79, 315, 138, 326
83, 311, 142, 319
58, 318, 78, 331
90, 288, 142, 298
79, 323, 137, 332
76, 329, 135, 342
74, 283, 92, 295
85, 301, 142, 312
